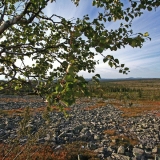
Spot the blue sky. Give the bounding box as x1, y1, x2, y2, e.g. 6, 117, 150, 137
1, 1, 159, 80
45, 0, 160, 79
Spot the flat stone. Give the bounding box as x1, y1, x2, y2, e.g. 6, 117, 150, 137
94, 147, 104, 153
133, 147, 144, 157
111, 153, 130, 160
117, 145, 125, 154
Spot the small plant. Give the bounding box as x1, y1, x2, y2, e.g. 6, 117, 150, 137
110, 135, 139, 147
138, 89, 143, 99
128, 102, 133, 107
63, 141, 99, 160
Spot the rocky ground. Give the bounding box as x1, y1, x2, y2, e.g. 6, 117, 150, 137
0, 95, 160, 160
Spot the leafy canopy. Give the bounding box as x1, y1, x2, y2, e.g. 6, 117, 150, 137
0, 0, 159, 107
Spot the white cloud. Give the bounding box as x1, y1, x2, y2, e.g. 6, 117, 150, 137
24, 2, 160, 78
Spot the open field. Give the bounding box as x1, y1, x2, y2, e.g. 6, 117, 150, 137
89, 78, 160, 118
0, 79, 160, 159
90, 78, 160, 100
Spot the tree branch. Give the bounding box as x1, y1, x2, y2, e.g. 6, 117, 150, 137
0, 1, 6, 24
0, 2, 32, 34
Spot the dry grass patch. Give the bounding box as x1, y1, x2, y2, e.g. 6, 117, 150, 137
119, 102, 160, 118
84, 101, 107, 111
0, 97, 43, 103
0, 142, 100, 160
103, 129, 116, 136
110, 135, 139, 147
63, 141, 99, 160
109, 101, 123, 107
0, 143, 67, 160
0, 106, 71, 117
155, 112, 160, 117
138, 100, 160, 106
109, 99, 160, 118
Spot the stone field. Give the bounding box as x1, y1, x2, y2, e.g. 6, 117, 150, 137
0, 95, 160, 160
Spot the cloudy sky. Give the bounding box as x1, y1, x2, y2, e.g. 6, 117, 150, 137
44, 0, 160, 79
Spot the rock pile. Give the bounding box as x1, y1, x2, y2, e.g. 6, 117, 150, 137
0, 96, 160, 160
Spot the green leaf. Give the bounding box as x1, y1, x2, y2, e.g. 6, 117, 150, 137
124, 67, 129, 71
125, 16, 129, 22
77, 76, 86, 82
108, 61, 113, 68
0, 86, 3, 90
121, 64, 125, 67
103, 57, 108, 63
114, 59, 119, 64
103, 18, 106, 22
143, 32, 149, 37
147, 6, 152, 11
95, 74, 101, 79
92, 1, 96, 6
95, 47, 103, 53
92, 76, 100, 83
132, 2, 137, 8
131, 41, 136, 47
55, 84, 63, 93
15, 86, 20, 90
65, 75, 74, 82
108, 17, 112, 22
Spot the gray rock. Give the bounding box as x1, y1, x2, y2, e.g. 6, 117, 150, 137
157, 147, 160, 154
19, 138, 27, 144
117, 145, 125, 154
155, 155, 160, 160
133, 147, 144, 158
44, 134, 50, 141
111, 153, 130, 160
94, 134, 100, 140
152, 146, 158, 153
0, 96, 160, 159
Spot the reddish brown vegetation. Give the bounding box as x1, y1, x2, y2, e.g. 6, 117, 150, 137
0, 142, 99, 160
103, 129, 116, 136
109, 135, 139, 146
0, 143, 68, 160
84, 101, 107, 111
103, 129, 139, 146
0, 97, 43, 103
108, 100, 160, 118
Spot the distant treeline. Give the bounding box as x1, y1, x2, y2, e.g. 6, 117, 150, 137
0, 80, 37, 95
